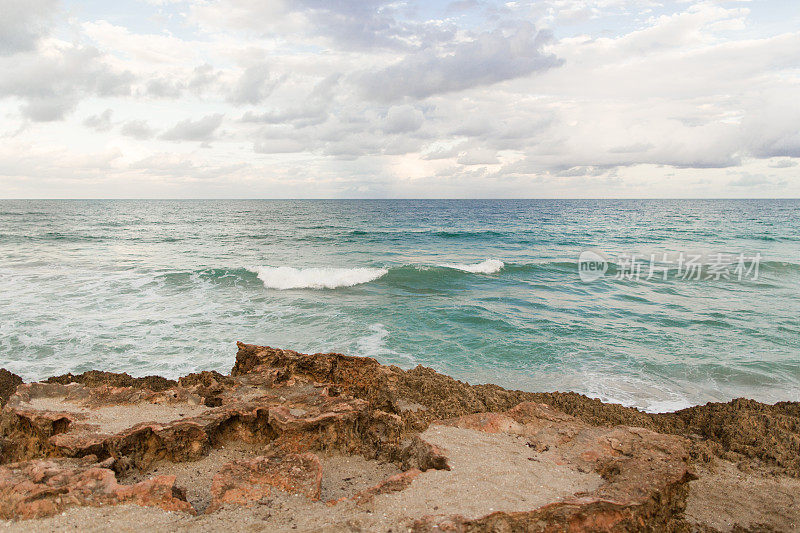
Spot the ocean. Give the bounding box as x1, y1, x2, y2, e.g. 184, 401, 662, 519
1, 199, 798, 412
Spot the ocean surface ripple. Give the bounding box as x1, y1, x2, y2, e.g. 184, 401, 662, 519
1, 199, 798, 413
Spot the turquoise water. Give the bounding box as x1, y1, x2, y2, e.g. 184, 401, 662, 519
1, 199, 798, 412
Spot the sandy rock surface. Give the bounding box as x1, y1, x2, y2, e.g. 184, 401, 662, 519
0, 343, 797, 531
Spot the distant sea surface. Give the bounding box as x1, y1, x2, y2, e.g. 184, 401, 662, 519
1, 199, 798, 412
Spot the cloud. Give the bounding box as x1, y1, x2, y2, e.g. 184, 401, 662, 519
190, 0, 454, 51
740, 97, 800, 159
240, 74, 338, 128
121, 120, 156, 140
130, 152, 247, 180
21, 97, 79, 122
382, 105, 424, 134
1, 0, 800, 198
242, 106, 327, 128
0, 45, 133, 121
358, 23, 563, 101
768, 159, 798, 169
253, 139, 308, 154
729, 173, 775, 188
146, 78, 184, 98
160, 114, 224, 141
608, 143, 653, 154
83, 109, 114, 132
188, 64, 219, 91
0, 0, 56, 56
296, 0, 455, 51
81, 20, 200, 65
457, 148, 499, 166
0, 140, 122, 183
554, 165, 615, 178
228, 63, 282, 105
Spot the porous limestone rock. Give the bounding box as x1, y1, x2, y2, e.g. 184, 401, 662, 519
206, 453, 322, 513
0, 344, 702, 530
0, 455, 192, 519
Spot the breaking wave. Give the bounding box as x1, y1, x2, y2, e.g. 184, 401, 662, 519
438, 259, 505, 274
252, 266, 389, 290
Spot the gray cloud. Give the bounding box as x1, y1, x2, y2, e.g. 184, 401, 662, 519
121, 120, 156, 140
240, 74, 339, 127
188, 64, 219, 91
21, 96, 79, 122
0, 0, 56, 56
382, 105, 424, 134
83, 109, 114, 132
228, 64, 282, 106
160, 114, 224, 141
357, 23, 563, 101
0, 45, 133, 121
141, 65, 220, 100
146, 78, 184, 99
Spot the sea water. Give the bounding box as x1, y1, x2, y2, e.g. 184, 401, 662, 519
1, 199, 798, 412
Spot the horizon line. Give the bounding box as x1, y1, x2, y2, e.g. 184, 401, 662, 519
1, 197, 799, 201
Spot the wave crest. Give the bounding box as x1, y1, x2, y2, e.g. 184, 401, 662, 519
438, 259, 505, 274
253, 266, 388, 290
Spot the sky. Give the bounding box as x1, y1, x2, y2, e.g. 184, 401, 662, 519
0, 0, 798, 198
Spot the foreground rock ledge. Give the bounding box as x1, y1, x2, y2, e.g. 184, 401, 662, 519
0, 342, 788, 531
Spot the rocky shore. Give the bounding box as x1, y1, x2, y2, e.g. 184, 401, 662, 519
0, 343, 798, 532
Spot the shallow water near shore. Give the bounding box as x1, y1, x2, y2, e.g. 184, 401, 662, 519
0, 199, 798, 412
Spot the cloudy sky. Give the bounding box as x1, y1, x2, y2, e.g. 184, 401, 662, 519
0, 0, 798, 198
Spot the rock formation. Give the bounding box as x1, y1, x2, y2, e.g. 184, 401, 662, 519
0, 343, 797, 531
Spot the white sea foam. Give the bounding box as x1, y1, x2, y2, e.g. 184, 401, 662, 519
573, 370, 694, 414
253, 266, 388, 290
439, 259, 504, 274
356, 323, 395, 357
355, 323, 419, 367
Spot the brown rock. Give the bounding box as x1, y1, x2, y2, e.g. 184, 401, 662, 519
0, 456, 192, 519
235, 342, 800, 477
416, 401, 696, 532
0, 369, 22, 408
352, 468, 422, 506
1, 375, 401, 470
45, 370, 176, 392
179, 371, 232, 407
400, 434, 450, 471
206, 453, 322, 513
1, 342, 792, 530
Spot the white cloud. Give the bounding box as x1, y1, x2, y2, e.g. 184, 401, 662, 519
457, 148, 500, 166
769, 159, 798, 169
189, 0, 455, 51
